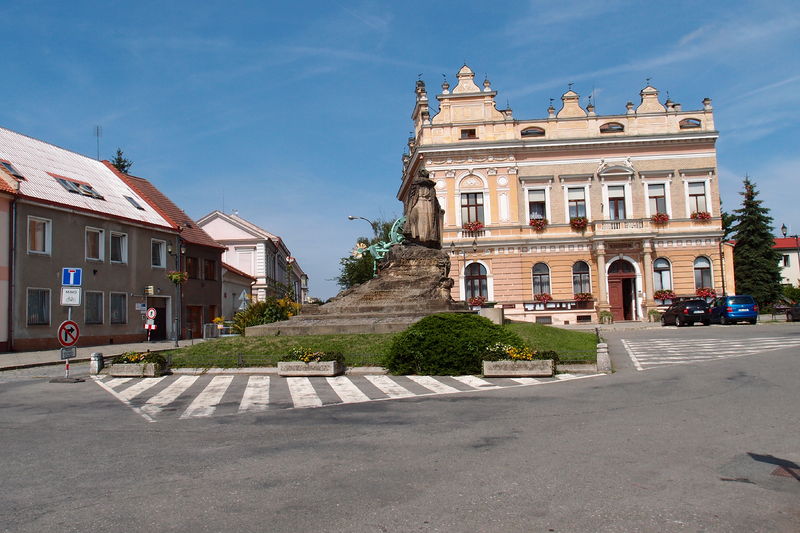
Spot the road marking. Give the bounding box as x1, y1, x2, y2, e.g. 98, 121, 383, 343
91, 376, 155, 423
180, 375, 234, 419
452, 375, 498, 389
287, 377, 322, 408
511, 377, 540, 385
104, 378, 133, 388
406, 375, 461, 394
326, 376, 371, 403
238, 376, 270, 413
364, 375, 415, 398
622, 339, 644, 371
141, 375, 198, 416
556, 373, 577, 380
118, 376, 166, 401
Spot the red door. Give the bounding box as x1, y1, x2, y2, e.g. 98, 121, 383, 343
608, 279, 624, 322
608, 259, 636, 321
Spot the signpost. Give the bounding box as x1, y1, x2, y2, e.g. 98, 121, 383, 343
60, 287, 81, 306
56, 320, 80, 380
62, 267, 82, 286
52, 267, 83, 382
145, 308, 157, 342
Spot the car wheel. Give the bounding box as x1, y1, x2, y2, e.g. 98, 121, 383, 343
675, 316, 683, 327
661, 316, 667, 327
720, 315, 727, 325
749, 318, 757, 325
703, 320, 710, 326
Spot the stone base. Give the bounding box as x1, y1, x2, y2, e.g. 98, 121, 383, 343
482, 359, 555, 377
107, 363, 166, 378
277, 361, 344, 377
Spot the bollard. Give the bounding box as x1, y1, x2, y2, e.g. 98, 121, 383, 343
89, 352, 104, 375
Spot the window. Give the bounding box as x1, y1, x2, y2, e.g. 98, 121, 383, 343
567, 187, 586, 218
110, 232, 127, 263
572, 261, 591, 294
464, 263, 488, 300
694, 257, 712, 288
461, 192, 484, 224
532, 262, 551, 295
204, 259, 217, 281
85, 291, 103, 324
27, 216, 51, 254
688, 182, 707, 214
783, 255, 790, 267
608, 185, 626, 220
110, 293, 127, 324
151, 240, 166, 268
679, 118, 701, 129
521, 127, 545, 137
653, 258, 672, 291
0, 159, 25, 180
528, 189, 547, 220
50, 173, 104, 199
85, 227, 104, 261
600, 122, 624, 133
186, 257, 199, 279
124, 195, 146, 210
27, 288, 50, 325
648, 184, 667, 214
460, 128, 477, 140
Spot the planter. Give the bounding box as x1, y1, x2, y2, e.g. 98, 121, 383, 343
277, 361, 344, 377
482, 359, 554, 378
107, 363, 166, 378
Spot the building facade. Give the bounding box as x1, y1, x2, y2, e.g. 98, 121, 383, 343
221, 262, 256, 320
775, 237, 800, 287
399, 66, 734, 323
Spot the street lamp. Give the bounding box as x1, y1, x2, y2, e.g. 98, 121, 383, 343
781, 223, 800, 284
167, 241, 186, 347
347, 215, 380, 239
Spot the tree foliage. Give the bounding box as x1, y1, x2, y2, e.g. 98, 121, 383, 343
335, 218, 395, 290
110, 148, 133, 173
731, 177, 782, 307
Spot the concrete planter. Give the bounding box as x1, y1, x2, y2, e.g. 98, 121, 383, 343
277, 361, 344, 377
482, 359, 554, 377
107, 363, 166, 378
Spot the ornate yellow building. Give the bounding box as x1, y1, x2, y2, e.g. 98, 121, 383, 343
398, 65, 735, 324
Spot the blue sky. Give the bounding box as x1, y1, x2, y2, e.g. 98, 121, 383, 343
2, 1, 798, 299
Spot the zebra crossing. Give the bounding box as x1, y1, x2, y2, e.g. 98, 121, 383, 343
622, 336, 800, 371
93, 372, 599, 422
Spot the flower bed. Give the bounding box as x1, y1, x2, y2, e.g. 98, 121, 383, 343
108, 351, 167, 377
529, 218, 548, 231
278, 347, 345, 376
482, 343, 557, 377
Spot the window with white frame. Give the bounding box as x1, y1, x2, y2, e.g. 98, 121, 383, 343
85, 227, 104, 261
572, 261, 591, 294
688, 182, 708, 214
27, 288, 50, 325
648, 184, 667, 215
151, 239, 166, 268
110, 292, 127, 324
653, 258, 672, 291
608, 185, 626, 220
567, 188, 586, 218
532, 262, 551, 295
461, 192, 484, 224
27, 216, 51, 254
464, 263, 488, 299
110, 232, 127, 263
528, 189, 547, 220
694, 257, 712, 288
85, 291, 103, 324
783, 254, 790, 267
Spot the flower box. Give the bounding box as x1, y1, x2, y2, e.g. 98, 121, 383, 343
534, 292, 553, 303
107, 363, 166, 378
529, 218, 548, 231
570, 216, 589, 231
482, 359, 554, 377
691, 211, 712, 221
277, 361, 344, 377
651, 212, 670, 225
462, 221, 484, 232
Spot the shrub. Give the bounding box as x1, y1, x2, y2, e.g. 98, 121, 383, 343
232, 297, 300, 334
483, 343, 559, 362
285, 347, 344, 364
384, 313, 525, 375
112, 351, 166, 365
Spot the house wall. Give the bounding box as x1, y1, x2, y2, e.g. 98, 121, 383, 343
221, 271, 253, 320
180, 243, 223, 338
0, 197, 10, 351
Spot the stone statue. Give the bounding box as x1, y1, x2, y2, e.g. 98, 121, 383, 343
404, 169, 443, 249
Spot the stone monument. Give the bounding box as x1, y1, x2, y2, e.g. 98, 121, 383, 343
246, 169, 466, 337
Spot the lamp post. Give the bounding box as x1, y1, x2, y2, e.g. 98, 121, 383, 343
781, 223, 800, 284
347, 215, 380, 239
167, 240, 186, 347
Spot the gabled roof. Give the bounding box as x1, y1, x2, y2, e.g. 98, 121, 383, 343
221, 261, 257, 281
198, 210, 280, 241
774, 237, 799, 249
0, 126, 172, 228
106, 163, 224, 250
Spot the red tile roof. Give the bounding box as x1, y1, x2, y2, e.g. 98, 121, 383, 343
104, 162, 224, 250
774, 237, 800, 249
222, 262, 257, 281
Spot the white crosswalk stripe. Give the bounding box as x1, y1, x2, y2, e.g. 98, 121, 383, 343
623, 336, 800, 370
94, 372, 600, 422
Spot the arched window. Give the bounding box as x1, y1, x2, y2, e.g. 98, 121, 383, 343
532, 262, 551, 295
693, 257, 712, 288
679, 118, 701, 129
600, 122, 624, 133
653, 258, 672, 291
572, 261, 591, 294
521, 127, 545, 137
464, 263, 488, 300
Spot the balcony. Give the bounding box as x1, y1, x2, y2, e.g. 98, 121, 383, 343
594, 219, 648, 233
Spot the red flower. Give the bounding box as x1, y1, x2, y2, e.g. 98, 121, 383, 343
529, 218, 548, 231
651, 212, 670, 224
462, 221, 484, 232
570, 217, 589, 230
534, 292, 553, 303
691, 211, 712, 220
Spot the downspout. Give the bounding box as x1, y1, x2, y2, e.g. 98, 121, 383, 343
8, 197, 16, 351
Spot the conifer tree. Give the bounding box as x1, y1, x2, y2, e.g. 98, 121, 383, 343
731, 177, 782, 307
110, 148, 133, 173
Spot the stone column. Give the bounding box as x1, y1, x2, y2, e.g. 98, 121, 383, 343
642, 240, 654, 321
596, 242, 608, 311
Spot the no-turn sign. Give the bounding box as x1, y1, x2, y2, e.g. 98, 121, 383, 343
58, 320, 80, 347
146, 307, 157, 319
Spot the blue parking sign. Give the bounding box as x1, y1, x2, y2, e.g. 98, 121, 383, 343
62, 268, 82, 286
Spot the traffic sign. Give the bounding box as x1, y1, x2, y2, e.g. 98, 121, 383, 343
60, 287, 81, 306
60, 347, 77, 360
146, 307, 157, 319
61, 268, 82, 286
57, 320, 80, 347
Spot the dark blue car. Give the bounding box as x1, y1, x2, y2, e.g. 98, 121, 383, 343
710, 295, 759, 325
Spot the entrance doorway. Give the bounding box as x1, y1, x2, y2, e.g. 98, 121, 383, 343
146, 297, 168, 341
186, 305, 203, 340
608, 259, 636, 321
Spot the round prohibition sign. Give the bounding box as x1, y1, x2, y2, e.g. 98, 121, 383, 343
146, 307, 157, 319
58, 320, 80, 347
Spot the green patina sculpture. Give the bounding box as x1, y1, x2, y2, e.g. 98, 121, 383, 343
362, 216, 406, 276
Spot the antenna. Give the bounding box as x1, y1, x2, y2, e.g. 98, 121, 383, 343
94, 125, 102, 160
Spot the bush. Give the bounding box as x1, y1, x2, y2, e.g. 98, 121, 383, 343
232, 297, 300, 334
111, 351, 166, 365
384, 313, 525, 375
285, 347, 344, 364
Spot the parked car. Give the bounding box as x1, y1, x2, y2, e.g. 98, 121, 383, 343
660, 300, 711, 327
709, 295, 759, 325
787, 303, 800, 322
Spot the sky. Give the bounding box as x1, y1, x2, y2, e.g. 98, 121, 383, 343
2, 0, 799, 299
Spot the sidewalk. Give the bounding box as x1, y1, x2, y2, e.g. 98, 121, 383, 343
0, 339, 204, 371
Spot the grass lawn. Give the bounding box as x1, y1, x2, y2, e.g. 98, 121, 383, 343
163, 322, 598, 368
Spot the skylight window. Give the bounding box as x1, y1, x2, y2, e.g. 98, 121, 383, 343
1, 160, 25, 180
124, 195, 146, 210
49, 173, 105, 200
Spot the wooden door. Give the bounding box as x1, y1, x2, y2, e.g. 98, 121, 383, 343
186, 305, 203, 340
608, 279, 624, 322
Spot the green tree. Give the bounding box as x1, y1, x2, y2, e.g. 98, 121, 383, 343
110, 148, 133, 173
731, 177, 782, 307
335, 219, 394, 290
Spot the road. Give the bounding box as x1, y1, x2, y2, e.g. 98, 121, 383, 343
1, 323, 798, 532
